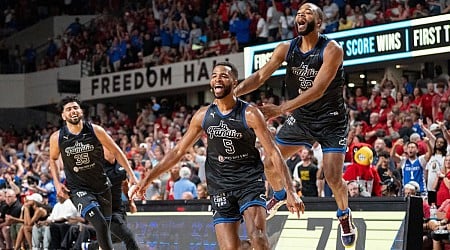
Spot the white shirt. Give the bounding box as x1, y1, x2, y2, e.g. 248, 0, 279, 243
256, 18, 269, 38
48, 199, 78, 221
426, 154, 444, 191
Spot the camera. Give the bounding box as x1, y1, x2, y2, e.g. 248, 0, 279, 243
27, 175, 40, 185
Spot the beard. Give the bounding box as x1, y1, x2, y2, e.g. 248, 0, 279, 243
66, 115, 82, 125
298, 20, 316, 36
214, 85, 232, 99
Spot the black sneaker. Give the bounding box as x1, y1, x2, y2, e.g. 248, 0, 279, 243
266, 197, 287, 220
338, 209, 357, 248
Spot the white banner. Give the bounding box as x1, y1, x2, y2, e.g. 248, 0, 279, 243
81, 53, 244, 101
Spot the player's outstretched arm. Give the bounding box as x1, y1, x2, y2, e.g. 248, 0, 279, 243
132, 107, 207, 199
234, 42, 289, 97
93, 124, 138, 185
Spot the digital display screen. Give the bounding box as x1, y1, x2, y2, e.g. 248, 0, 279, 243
113, 213, 287, 250
244, 14, 450, 77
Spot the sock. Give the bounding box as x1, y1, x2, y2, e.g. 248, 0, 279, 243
337, 208, 350, 217
273, 189, 286, 201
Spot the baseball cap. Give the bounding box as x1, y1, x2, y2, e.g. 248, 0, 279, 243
26, 193, 43, 203
429, 123, 440, 132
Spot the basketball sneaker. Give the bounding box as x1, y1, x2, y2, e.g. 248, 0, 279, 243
266, 197, 287, 220
338, 208, 357, 248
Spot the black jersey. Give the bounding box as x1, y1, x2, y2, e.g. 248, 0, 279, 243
285, 34, 346, 123
104, 160, 127, 212
202, 99, 264, 195
58, 122, 110, 193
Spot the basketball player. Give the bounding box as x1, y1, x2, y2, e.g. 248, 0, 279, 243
234, 3, 356, 248
133, 62, 304, 250
49, 96, 138, 250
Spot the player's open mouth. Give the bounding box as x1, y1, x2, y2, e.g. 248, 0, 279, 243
297, 20, 306, 29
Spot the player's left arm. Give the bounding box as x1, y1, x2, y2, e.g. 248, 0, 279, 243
93, 124, 138, 185
279, 40, 344, 114
246, 105, 288, 190
246, 105, 304, 217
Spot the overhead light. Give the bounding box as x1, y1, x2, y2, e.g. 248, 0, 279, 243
371, 80, 377, 85
396, 65, 401, 69
348, 83, 355, 88
359, 74, 365, 79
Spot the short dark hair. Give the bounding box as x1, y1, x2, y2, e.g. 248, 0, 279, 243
315, 5, 324, 23
407, 141, 418, 148
58, 96, 81, 113
215, 61, 238, 79
378, 150, 390, 158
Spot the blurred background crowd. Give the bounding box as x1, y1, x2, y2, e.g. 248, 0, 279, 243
0, 0, 449, 74
0, 0, 450, 247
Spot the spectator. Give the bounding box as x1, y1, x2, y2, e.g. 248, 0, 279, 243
377, 150, 401, 185
144, 176, 162, 201
229, 11, 251, 51
436, 96, 450, 122
197, 182, 209, 199
217, 0, 231, 30
45, 38, 58, 62
338, 15, 355, 30
409, 132, 428, 155
354, 87, 369, 110
436, 155, 450, 206
373, 138, 396, 170
417, 69, 433, 94
65, 17, 82, 37
292, 148, 319, 197
404, 181, 420, 196
412, 3, 429, 17
255, 11, 269, 44
194, 146, 206, 183
266, 0, 282, 41
23, 44, 37, 73
358, 99, 372, 125
435, 65, 450, 83
0, 189, 23, 249
391, 138, 432, 196
347, 181, 363, 197
286, 150, 302, 177
279, 7, 294, 40
173, 166, 197, 199
401, 75, 415, 96
398, 115, 416, 142
28, 172, 57, 207
32, 194, 78, 250
164, 163, 181, 200
322, 0, 340, 33
399, 94, 413, 112
364, 112, 387, 146
389, 3, 410, 21
14, 193, 48, 250
107, 37, 123, 72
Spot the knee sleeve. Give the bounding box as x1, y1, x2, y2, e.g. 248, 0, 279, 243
84, 205, 113, 250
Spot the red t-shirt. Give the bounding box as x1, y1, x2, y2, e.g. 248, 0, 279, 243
437, 174, 450, 207
422, 93, 436, 118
